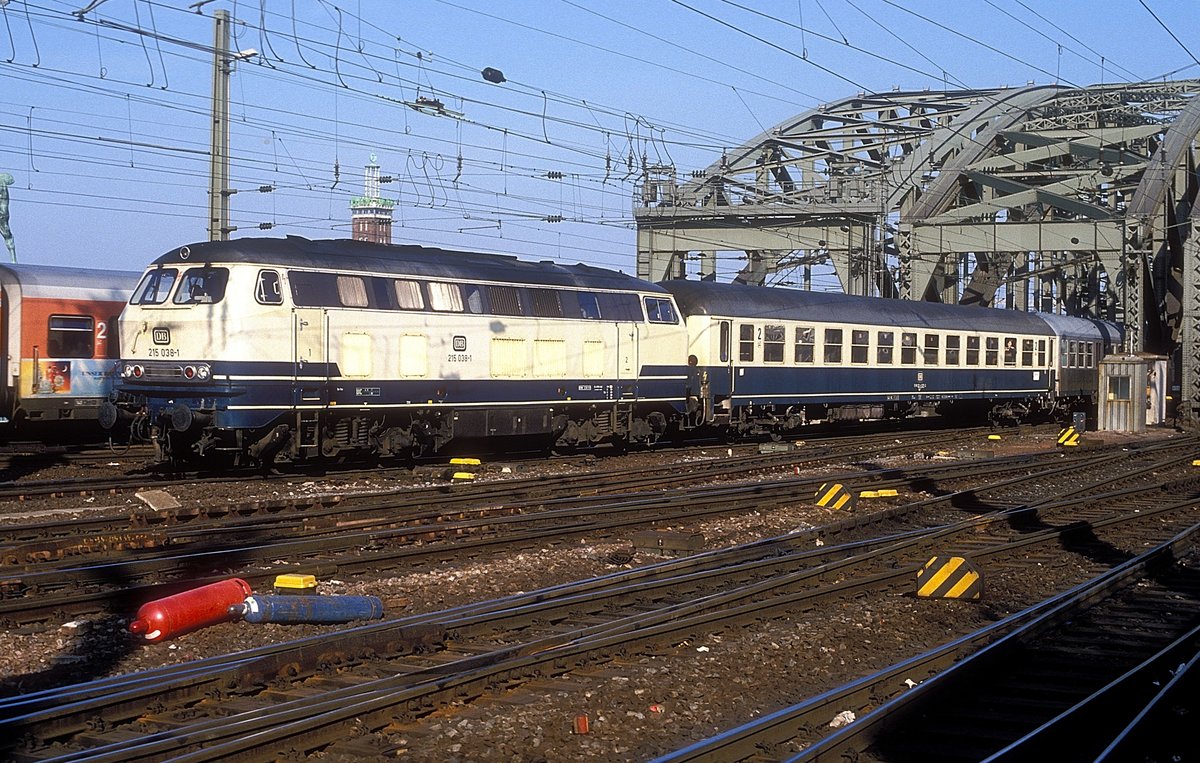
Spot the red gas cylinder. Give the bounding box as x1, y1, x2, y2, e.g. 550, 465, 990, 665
128, 578, 253, 643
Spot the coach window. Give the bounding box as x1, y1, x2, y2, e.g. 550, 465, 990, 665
393, 279, 425, 310
428, 282, 464, 312
966, 336, 980, 365
764, 325, 785, 362
720, 321, 731, 363
901, 332, 917, 365
488, 285, 523, 316
48, 315, 94, 358
824, 328, 843, 364
531, 289, 564, 318
1067, 340, 1077, 368
795, 326, 815, 363
985, 336, 999, 366
739, 324, 755, 362
1021, 338, 1035, 367
255, 270, 283, 305
1037, 339, 1047, 366
946, 335, 961, 365
130, 268, 178, 305
1086, 341, 1095, 367
851, 330, 869, 364
644, 297, 678, 324
1003, 337, 1018, 366
877, 331, 894, 364
923, 334, 939, 365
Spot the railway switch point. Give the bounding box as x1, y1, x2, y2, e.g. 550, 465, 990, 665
917, 556, 983, 600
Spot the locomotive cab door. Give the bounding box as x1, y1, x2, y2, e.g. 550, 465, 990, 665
292, 308, 328, 448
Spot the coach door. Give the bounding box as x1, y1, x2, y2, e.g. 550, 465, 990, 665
292, 308, 328, 409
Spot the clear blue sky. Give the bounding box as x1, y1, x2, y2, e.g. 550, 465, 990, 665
1, 0, 1196, 278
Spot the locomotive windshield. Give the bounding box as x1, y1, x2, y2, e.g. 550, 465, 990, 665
130, 268, 178, 305
173, 267, 229, 305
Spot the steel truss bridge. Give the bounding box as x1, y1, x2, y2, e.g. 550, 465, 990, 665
633, 80, 1200, 426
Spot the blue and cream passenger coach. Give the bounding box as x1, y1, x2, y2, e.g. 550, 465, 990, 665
660, 280, 1118, 432
104, 236, 689, 462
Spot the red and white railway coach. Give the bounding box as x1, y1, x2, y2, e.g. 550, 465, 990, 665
0, 263, 140, 428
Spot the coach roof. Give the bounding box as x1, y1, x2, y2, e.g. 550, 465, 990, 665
661, 280, 1055, 334
148, 236, 663, 293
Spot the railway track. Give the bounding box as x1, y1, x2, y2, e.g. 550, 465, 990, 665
1, 434, 1197, 760
0, 432, 1172, 625
655, 528, 1200, 763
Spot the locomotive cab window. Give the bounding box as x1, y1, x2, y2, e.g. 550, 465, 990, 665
578, 292, 602, 320
795, 327, 815, 363
824, 328, 843, 364
48, 315, 94, 358
255, 270, 283, 305
851, 330, 869, 364
877, 331, 894, 364
739, 324, 755, 362
174, 267, 229, 305
130, 268, 178, 305
763, 325, 785, 362
644, 297, 678, 324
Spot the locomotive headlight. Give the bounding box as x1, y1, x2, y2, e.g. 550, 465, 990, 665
126, 364, 144, 378
183, 365, 196, 379
196, 364, 211, 380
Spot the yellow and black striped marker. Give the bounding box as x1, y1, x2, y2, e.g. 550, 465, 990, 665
1057, 427, 1081, 447
815, 482, 856, 510
917, 556, 982, 600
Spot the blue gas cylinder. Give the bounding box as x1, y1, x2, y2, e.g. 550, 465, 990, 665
241, 594, 385, 624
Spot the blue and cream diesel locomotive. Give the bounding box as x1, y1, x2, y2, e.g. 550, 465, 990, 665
100, 236, 1121, 463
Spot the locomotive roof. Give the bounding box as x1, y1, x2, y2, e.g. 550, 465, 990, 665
660, 280, 1056, 334
148, 236, 664, 293
0, 263, 140, 301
